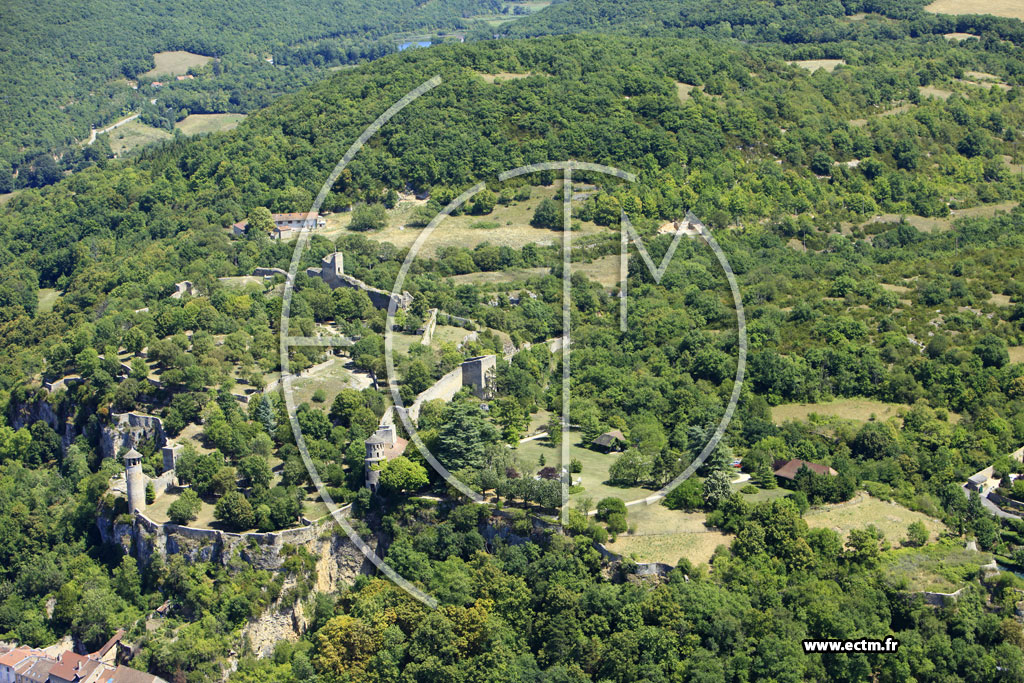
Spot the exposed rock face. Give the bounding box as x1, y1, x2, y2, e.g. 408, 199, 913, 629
100, 412, 166, 459
8, 394, 76, 450
97, 509, 374, 587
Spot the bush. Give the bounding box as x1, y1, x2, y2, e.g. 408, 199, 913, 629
596, 497, 626, 522
312, 389, 326, 403
167, 489, 201, 525
606, 512, 627, 535
740, 484, 758, 495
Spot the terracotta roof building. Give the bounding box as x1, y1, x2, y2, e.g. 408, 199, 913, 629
772, 458, 838, 481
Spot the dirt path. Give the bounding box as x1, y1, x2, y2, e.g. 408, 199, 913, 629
84, 112, 140, 145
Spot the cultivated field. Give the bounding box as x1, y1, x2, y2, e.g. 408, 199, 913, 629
607, 530, 732, 566
176, 113, 246, 136
143, 51, 212, 78
804, 494, 947, 545
927, 0, 1024, 19
790, 59, 846, 72
106, 120, 171, 156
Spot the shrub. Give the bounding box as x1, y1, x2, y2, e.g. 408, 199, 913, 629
606, 512, 627, 535
596, 497, 626, 522
740, 484, 758, 495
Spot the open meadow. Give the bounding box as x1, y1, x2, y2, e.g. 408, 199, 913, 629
106, 119, 171, 156
176, 113, 247, 136
804, 494, 947, 545
926, 0, 1024, 19
143, 51, 212, 78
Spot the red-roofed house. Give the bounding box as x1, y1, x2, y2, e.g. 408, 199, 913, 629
48, 652, 102, 683
772, 458, 838, 482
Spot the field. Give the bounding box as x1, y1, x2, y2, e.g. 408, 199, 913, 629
142, 51, 212, 78
771, 398, 909, 424
804, 494, 947, 545
919, 85, 953, 100
926, 0, 1024, 19
478, 72, 533, 83
0, 190, 21, 205
176, 113, 246, 136
37, 288, 61, 313
1010, 347, 1024, 364
323, 184, 610, 256
789, 59, 846, 72
862, 201, 1018, 234
288, 356, 373, 408
106, 119, 172, 156
606, 530, 732, 566
448, 255, 619, 288
881, 542, 993, 592
676, 82, 699, 102
515, 431, 654, 504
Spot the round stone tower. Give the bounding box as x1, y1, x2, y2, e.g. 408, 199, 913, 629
124, 448, 146, 513
364, 433, 386, 491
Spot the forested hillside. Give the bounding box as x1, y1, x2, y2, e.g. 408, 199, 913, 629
0, 0, 505, 192
1, 15, 1024, 683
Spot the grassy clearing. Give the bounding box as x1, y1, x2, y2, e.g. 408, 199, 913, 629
37, 288, 61, 314
790, 59, 846, 72
1010, 347, 1024, 364
944, 32, 979, 40
989, 293, 1014, 306
143, 51, 212, 78
0, 190, 22, 205
734, 483, 793, 504
176, 113, 246, 136
217, 276, 264, 289
607, 531, 732, 566
106, 119, 172, 156
676, 82, 700, 102
449, 268, 549, 286
621, 503, 711, 535
804, 494, 947, 546
515, 432, 653, 504
860, 201, 1018, 234
927, 0, 1024, 19
772, 398, 909, 424
431, 324, 474, 346
289, 357, 372, 408
146, 489, 218, 527
881, 542, 992, 592
919, 85, 953, 100
324, 185, 610, 257
478, 72, 534, 83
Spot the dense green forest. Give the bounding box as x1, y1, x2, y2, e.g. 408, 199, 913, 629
2, 2, 1024, 680
0, 0, 510, 191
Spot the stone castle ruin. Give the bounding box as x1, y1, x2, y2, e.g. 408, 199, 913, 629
307, 252, 413, 311
362, 355, 497, 490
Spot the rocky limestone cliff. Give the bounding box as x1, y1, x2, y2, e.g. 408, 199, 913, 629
8, 393, 76, 450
